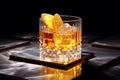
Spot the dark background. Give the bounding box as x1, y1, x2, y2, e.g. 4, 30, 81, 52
0, 0, 120, 37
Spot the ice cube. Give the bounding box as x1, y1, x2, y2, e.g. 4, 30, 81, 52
58, 23, 73, 34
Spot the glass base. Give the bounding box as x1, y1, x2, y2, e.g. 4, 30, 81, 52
40, 46, 81, 64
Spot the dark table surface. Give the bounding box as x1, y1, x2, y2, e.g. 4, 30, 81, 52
0, 33, 120, 80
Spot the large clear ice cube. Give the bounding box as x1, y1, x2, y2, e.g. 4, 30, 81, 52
58, 23, 74, 34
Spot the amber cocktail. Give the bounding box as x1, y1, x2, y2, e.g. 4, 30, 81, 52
39, 13, 82, 80
39, 13, 82, 64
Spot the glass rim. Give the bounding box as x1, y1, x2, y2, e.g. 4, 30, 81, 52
40, 15, 81, 22
60, 15, 81, 22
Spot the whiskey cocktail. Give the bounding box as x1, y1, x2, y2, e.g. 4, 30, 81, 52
39, 13, 82, 64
